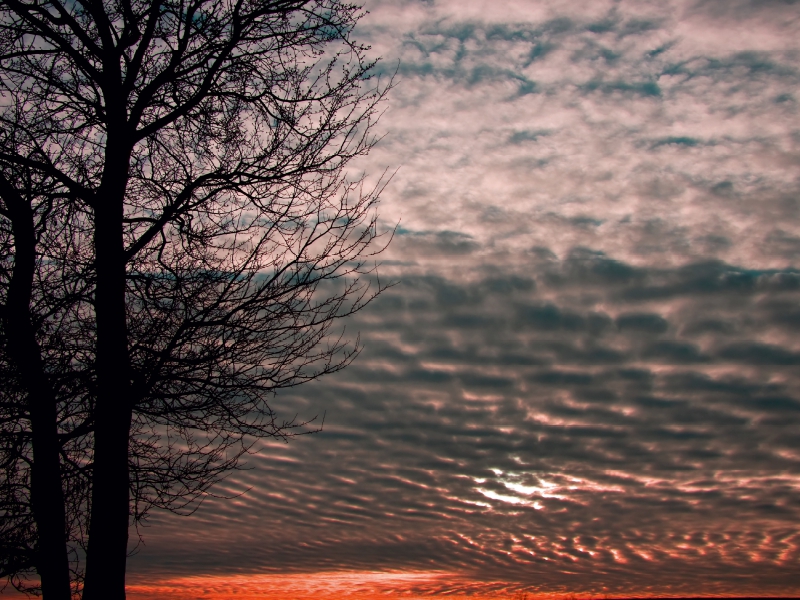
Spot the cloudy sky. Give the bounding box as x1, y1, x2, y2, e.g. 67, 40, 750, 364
123, 0, 800, 597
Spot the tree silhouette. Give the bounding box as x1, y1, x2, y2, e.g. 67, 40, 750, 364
0, 1, 392, 597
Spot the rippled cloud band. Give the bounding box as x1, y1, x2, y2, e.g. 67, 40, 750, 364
121, 0, 800, 597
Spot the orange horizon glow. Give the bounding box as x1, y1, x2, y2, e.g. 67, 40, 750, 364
2, 570, 799, 599
121, 571, 800, 600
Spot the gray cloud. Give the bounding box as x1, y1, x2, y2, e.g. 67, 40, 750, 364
125, 0, 800, 597
129, 251, 800, 594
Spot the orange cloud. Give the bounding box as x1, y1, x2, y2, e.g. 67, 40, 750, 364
124, 571, 800, 600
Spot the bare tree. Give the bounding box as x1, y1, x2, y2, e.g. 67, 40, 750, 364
0, 153, 92, 597
0, 1, 392, 597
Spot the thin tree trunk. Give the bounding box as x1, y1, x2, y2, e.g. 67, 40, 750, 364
82, 143, 134, 600
0, 178, 72, 600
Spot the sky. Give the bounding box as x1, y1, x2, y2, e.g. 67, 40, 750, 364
17, 0, 800, 598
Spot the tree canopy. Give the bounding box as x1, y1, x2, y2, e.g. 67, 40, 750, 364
0, 1, 392, 597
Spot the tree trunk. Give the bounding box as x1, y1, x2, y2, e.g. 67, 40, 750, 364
0, 179, 72, 600
82, 144, 134, 600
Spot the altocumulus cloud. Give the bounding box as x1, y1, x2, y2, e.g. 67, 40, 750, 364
127, 0, 800, 597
